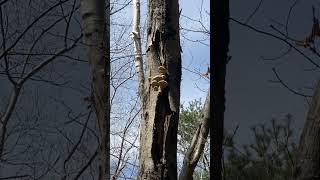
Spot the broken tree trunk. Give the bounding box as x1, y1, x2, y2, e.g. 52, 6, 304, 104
137, 0, 182, 179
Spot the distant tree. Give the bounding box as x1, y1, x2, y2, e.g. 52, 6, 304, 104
224, 114, 297, 180
178, 96, 210, 180
293, 80, 320, 180
178, 99, 205, 155
179, 92, 210, 180
177, 97, 298, 180
230, 5, 320, 179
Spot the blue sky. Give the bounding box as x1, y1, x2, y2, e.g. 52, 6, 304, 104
110, 0, 210, 104
179, 0, 210, 104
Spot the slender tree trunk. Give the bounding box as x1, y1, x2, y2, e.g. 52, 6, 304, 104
131, 0, 145, 105
80, 1, 110, 179
212, 0, 230, 180
137, 0, 182, 179
293, 80, 320, 180
179, 91, 210, 180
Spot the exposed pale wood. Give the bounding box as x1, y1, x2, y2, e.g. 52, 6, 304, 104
131, 0, 145, 104
137, 0, 182, 179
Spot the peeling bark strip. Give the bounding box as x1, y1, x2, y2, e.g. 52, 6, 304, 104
138, 0, 181, 179
131, 0, 145, 104
80, 0, 110, 179
179, 91, 210, 180
293, 80, 320, 180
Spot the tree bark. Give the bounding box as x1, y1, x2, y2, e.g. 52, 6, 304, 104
212, 0, 230, 180
131, 0, 145, 105
293, 80, 320, 180
179, 91, 210, 180
137, 0, 182, 179
80, 1, 110, 179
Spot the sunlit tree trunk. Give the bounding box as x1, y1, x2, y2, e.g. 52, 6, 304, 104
293, 80, 320, 180
80, 0, 110, 179
179, 91, 210, 180
131, 0, 145, 105
137, 0, 182, 179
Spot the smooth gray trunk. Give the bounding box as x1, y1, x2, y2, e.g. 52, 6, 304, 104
80, 0, 110, 179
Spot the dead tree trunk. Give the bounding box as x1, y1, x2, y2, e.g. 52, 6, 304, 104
80, 0, 110, 179
179, 91, 210, 180
136, 0, 182, 179
131, 0, 145, 105
293, 80, 320, 180
212, 0, 230, 180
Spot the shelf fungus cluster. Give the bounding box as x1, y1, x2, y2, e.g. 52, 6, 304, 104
149, 65, 168, 94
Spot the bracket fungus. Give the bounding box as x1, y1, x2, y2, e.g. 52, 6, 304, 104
150, 65, 168, 93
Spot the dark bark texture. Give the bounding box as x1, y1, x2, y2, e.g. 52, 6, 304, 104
212, 0, 230, 180
293, 80, 320, 180
138, 0, 181, 179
